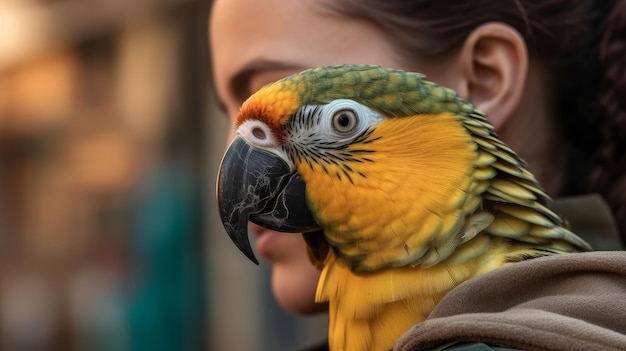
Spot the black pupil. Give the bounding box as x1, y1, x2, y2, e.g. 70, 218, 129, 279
252, 127, 266, 140
337, 113, 352, 128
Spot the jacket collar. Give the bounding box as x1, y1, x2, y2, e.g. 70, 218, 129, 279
553, 194, 622, 250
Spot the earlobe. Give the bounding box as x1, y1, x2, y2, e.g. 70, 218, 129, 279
457, 23, 528, 130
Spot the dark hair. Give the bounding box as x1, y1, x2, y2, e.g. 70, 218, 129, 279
330, 0, 626, 240
594, 0, 626, 240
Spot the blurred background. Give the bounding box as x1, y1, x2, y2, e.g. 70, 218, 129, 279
0, 0, 326, 350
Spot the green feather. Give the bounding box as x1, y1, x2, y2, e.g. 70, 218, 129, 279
278, 64, 475, 117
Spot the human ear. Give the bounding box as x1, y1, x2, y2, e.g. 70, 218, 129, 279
456, 23, 528, 130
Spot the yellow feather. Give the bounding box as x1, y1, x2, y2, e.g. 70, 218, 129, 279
463, 123, 491, 137
421, 210, 465, 268
446, 235, 492, 263
403, 212, 443, 261
489, 147, 521, 165
474, 166, 497, 180
487, 213, 532, 238
491, 160, 525, 177
461, 193, 482, 213
472, 179, 491, 194
473, 136, 498, 150
490, 178, 537, 200
492, 203, 555, 227
446, 186, 472, 208
531, 200, 563, 223
529, 225, 564, 238
476, 150, 497, 167
484, 189, 535, 206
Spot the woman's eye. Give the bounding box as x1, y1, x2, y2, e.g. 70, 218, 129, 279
332, 109, 358, 133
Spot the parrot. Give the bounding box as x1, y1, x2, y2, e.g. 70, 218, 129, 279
215, 64, 591, 351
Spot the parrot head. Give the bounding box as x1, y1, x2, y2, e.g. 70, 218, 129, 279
216, 64, 493, 269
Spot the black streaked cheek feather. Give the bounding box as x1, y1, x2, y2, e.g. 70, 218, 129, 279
284, 111, 380, 181
354, 129, 379, 144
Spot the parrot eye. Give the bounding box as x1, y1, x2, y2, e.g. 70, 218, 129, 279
332, 109, 358, 133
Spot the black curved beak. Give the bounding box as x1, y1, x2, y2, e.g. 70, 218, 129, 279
216, 136, 320, 264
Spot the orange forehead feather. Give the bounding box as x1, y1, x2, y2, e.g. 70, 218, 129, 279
236, 81, 302, 139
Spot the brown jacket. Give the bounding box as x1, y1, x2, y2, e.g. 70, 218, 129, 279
394, 251, 626, 351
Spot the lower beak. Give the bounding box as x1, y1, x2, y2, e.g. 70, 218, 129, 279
216, 136, 320, 264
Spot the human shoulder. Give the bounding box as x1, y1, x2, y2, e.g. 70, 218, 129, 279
395, 251, 626, 350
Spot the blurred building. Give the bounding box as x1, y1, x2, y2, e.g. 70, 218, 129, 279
0, 1, 207, 350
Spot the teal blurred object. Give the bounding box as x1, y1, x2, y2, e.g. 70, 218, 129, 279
126, 163, 205, 351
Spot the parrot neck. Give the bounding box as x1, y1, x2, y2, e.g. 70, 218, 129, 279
316, 236, 517, 351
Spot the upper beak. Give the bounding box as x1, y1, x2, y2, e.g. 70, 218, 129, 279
216, 136, 320, 264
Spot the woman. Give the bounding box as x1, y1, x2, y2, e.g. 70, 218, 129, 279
210, 0, 626, 349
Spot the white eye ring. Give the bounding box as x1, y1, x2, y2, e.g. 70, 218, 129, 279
332, 109, 358, 133
238, 120, 278, 148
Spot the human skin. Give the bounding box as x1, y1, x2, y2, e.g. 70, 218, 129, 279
210, 0, 566, 315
